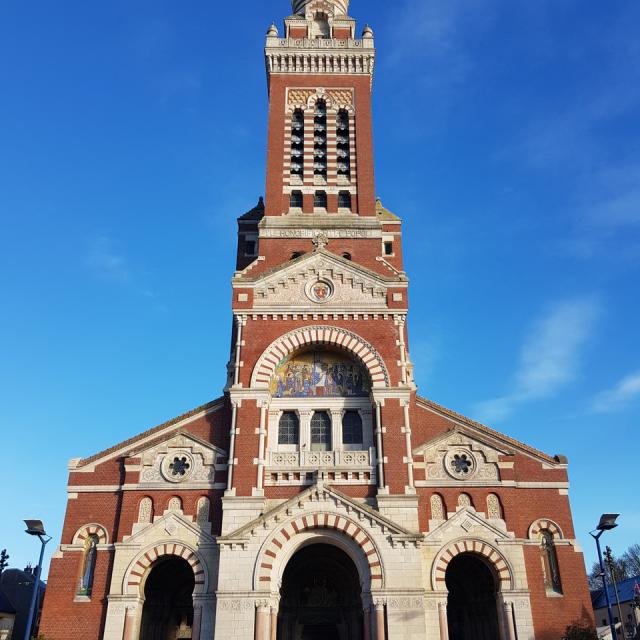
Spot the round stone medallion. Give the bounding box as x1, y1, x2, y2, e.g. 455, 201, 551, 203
161, 451, 195, 483
444, 449, 477, 480
306, 278, 334, 304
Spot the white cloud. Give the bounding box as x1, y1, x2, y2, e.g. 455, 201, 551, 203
591, 371, 640, 414
474, 297, 601, 422
86, 236, 130, 282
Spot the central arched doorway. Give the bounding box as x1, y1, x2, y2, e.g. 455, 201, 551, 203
278, 544, 363, 640
140, 556, 195, 640
445, 553, 500, 640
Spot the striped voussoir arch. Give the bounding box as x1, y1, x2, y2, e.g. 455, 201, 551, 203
257, 513, 383, 589
126, 544, 206, 595
528, 518, 563, 540
73, 524, 108, 546
251, 326, 390, 388
433, 540, 512, 591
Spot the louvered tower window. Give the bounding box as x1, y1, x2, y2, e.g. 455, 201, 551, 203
337, 109, 351, 180
290, 110, 304, 178
314, 100, 327, 180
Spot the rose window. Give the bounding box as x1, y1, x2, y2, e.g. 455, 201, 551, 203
169, 456, 191, 477
451, 454, 472, 476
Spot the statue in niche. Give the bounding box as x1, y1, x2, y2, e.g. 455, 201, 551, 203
540, 531, 562, 594
78, 535, 98, 596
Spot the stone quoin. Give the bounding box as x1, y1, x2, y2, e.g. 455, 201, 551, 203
40, 1, 594, 638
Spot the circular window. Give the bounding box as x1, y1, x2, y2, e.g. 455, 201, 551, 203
161, 451, 194, 483
444, 449, 477, 480
306, 279, 334, 304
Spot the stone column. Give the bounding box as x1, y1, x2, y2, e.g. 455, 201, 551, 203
375, 601, 386, 640
504, 602, 517, 640
191, 604, 203, 640
270, 606, 278, 640
363, 605, 372, 640
122, 606, 137, 640
255, 603, 270, 640
438, 602, 449, 640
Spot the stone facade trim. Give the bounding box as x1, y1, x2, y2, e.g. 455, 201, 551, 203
250, 325, 390, 387
432, 538, 514, 592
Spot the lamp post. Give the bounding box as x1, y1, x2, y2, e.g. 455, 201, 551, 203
605, 546, 626, 638
23, 520, 51, 640
590, 514, 620, 640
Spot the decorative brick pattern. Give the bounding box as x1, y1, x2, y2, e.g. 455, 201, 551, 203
256, 513, 383, 590
528, 518, 564, 540
251, 325, 390, 387
432, 539, 513, 591
73, 524, 109, 546
124, 543, 206, 595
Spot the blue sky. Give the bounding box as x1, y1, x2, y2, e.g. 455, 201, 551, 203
1, 0, 639, 578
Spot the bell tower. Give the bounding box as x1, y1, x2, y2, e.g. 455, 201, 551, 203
264, 0, 376, 219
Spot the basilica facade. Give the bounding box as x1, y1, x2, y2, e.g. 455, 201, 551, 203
40, 2, 594, 639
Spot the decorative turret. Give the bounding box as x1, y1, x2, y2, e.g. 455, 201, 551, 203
292, 0, 350, 17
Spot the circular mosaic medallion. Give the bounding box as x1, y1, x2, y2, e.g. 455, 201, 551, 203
444, 449, 477, 480
161, 451, 195, 483
306, 279, 334, 304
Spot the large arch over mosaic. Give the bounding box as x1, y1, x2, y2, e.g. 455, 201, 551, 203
431, 539, 514, 592
254, 512, 384, 592
251, 326, 390, 389
269, 348, 371, 398
123, 543, 207, 596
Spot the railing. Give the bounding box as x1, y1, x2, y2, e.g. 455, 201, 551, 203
268, 449, 372, 469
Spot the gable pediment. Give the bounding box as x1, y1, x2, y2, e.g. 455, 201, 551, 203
425, 506, 513, 543
220, 481, 420, 542
131, 430, 226, 487
124, 509, 217, 546
413, 429, 511, 484
241, 250, 402, 310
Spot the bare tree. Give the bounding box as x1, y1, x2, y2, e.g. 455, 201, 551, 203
623, 544, 640, 577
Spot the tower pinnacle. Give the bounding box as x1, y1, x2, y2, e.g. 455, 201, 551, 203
291, 0, 350, 17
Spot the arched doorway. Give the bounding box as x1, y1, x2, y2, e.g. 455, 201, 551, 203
278, 544, 363, 640
445, 553, 500, 640
140, 556, 195, 640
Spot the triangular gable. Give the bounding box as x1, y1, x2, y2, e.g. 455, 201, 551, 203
425, 506, 513, 543
219, 480, 420, 542
235, 249, 405, 310
416, 396, 561, 466
124, 509, 217, 546
73, 398, 225, 471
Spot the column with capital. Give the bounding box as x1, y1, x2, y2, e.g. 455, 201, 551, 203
438, 601, 449, 640
374, 600, 386, 640
504, 602, 517, 640
254, 602, 270, 640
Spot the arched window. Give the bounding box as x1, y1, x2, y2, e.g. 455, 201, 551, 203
487, 494, 502, 519
138, 497, 153, 524
430, 494, 446, 521
314, 101, 327, 180
338, 191, 352, 209
290, 110, 304, 179
342, 252, 352, 260
310, 411, 332, 451
342, 411, 363, 444
458, 493, 473, 508
336, 110, 351, 180
290, 251, 304, 260
77, 534, 98, 596
290, 190, 303, 209
196, 497, 210, 527
314, 190, 327, 209
540, 530, 563, 595
278, 412, 300, 445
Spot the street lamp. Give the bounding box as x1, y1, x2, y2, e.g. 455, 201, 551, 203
590, 514, 620, 640
23, 520, 51, 640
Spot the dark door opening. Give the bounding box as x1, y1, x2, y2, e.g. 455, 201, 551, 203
446, 553, 501, 640
140, 556, 195, 640
278, 544, 362, 640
